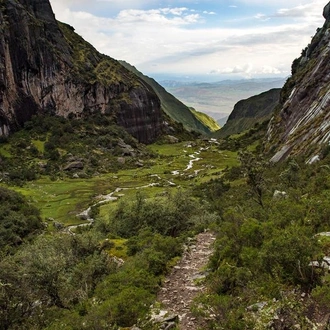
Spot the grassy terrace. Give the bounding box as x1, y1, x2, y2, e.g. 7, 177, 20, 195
2, 140, 238, 227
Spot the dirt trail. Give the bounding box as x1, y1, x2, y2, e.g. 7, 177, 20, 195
157, 231, 215, 330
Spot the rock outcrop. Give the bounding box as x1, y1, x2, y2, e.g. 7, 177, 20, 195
0, 0, 163, 143
266, 2, 330, 161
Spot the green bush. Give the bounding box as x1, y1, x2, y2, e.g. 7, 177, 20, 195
0, 187, 42, 252
109, 190, 199, 237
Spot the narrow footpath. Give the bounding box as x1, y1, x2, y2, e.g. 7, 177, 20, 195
157, 231, 216, 330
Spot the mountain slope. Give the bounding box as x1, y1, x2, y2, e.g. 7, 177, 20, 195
214, 88, 280, 138
0, 0, 163, 143
189, 108, 220, 132
119, 61, 215, 134
266, 2, 330, 161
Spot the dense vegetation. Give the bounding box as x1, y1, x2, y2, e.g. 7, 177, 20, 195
0, 187, 42, 253
0, 113, 150, 185
191, 148, 330, 329
2, 115, 330, 329
0, 188, 212, 329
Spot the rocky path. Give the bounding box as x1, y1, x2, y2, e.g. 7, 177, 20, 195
156, 231, 215, 330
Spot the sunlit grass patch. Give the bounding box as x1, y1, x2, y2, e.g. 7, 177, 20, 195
0, 143, 12, 157
107, 238, 128, 259
31, 139, 45, 153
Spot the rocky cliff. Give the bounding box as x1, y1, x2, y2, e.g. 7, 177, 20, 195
266, 2, 330, 161
119, 61, 217, 135
0, 0, 163, 143
215, 88, 280, 138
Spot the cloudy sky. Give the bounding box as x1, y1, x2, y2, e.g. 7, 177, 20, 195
49, 0, 327, 82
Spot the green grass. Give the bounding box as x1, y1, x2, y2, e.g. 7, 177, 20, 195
190, 108, 221, 132
2, 140, 239, 228
0, 143, 12, 157
32, 139, 45, 153
108, 238, 128, 259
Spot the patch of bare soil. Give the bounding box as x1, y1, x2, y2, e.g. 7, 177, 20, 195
157, 231, 215, 330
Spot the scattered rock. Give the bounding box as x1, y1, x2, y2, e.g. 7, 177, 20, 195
309, 256, 330, 270
166, 135, 179, 144
306, 155, 320, 165
273, 190, 287, 199
63, 161, 84, 171
246, 301, 268, 312
162, 321, 177, 330
38, 162, 47, 169
118, 138, 136, 157
53, 221, 64, 230
117, 157, 126, 164
316, 232, 330, 237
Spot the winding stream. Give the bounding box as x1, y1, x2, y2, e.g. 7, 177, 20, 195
68, 146, 207, 232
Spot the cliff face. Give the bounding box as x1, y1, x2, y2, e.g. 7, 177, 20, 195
120, 60, 216, 135
0, 0, 163, 143
216, 88, 281, 138
266, 2, 330, 161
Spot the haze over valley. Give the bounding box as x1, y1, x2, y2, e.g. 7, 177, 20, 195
160, 77, 286, 122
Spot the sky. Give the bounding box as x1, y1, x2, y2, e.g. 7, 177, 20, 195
49, 0, 328, 82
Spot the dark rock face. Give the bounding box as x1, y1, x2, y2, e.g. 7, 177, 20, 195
0, 0, 163, 143
266, 2, 330, 161
324, 2, 330, 20
216, 88, 281, 138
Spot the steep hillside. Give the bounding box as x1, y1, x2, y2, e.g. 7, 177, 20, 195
0, 0, 163, 143
119, 61, 215, 134
266, 2, 330, 161
215, 88, 280, 138
189, 107, 220, 132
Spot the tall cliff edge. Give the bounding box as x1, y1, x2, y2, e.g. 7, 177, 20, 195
266, 2, 330, 161
0, 0, 163, 143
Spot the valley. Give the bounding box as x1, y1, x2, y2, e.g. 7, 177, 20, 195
8, 140, 238, 228
162, 78, 286, 122
2, 0, 330, 329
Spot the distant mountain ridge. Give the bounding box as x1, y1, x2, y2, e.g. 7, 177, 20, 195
162, 78, 286, 120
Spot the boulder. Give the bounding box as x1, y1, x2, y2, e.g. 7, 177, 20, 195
118, 139, 136, 157
117, 157, 126, 165
53, 221, 64, 230
63, 161, 84, 171
273, 190, 287, 200
166, 135, 179, 144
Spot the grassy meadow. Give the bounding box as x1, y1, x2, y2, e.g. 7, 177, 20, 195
1, 139, 239, 228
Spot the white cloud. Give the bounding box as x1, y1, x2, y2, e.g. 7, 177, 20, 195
115, 8, 200, 25
203, 11, 216, 15
49, 0, 327, 79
